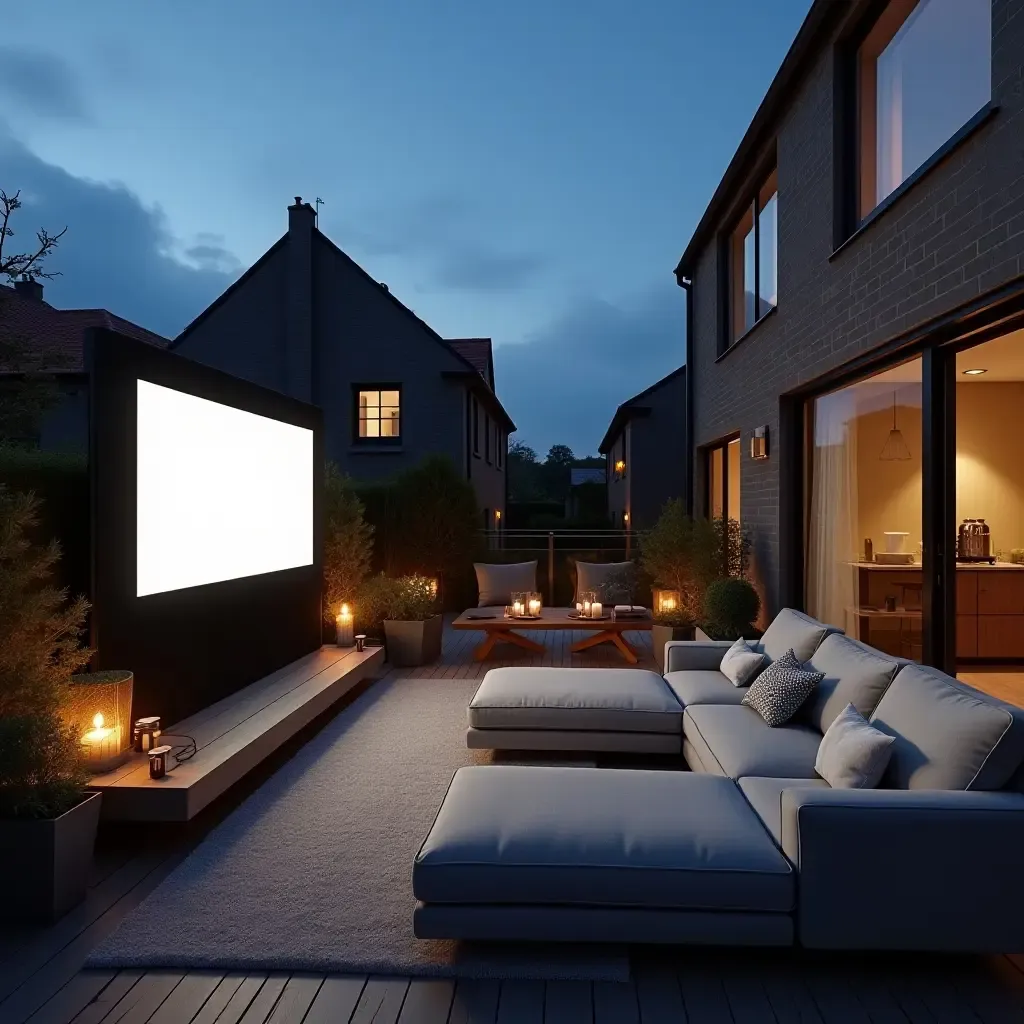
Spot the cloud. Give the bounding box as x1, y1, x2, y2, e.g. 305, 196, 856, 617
333, 192, 545, 292
495, 286, 685, 456
0, 48, 88, 121
0, 130, 236, 338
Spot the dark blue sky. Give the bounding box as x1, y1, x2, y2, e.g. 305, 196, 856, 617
0, 0, 810, 455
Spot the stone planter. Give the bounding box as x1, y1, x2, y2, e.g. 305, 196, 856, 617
652, 623, 696, 673
384, 614, 444, 667
0, 790, 102, 924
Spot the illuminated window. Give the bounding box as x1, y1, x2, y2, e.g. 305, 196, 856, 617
355, 387, 401, 441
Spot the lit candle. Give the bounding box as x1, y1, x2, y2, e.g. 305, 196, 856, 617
528, 597, 541, 616
576, 602, 583, 614
513, 599, 525, 617
592, 602, 603, 618
81, 713, 120, 769
582, 599, 592, 618
336, 604, 354, 647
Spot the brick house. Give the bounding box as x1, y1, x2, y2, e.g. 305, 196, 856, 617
599, 365, 687, 531
171, 199, 513, 522
677, 0, 1024, 679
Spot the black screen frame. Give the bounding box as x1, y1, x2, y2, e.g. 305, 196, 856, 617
87, 327, 324, 724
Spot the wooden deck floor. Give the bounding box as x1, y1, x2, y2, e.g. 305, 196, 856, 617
3, 619, 1024, 1024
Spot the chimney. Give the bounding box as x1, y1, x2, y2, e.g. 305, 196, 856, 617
285, 197, 314, 403
14, 275, 43, 302
288, 196, 316, 234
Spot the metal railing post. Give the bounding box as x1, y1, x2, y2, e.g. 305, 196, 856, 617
548, 532, 555, 605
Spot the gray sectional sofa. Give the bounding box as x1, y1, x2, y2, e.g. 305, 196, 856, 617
414, 608, 1024, 951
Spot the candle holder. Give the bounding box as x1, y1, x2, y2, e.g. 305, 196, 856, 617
578, 590, 597, 619
526, 592, 542, 617
653, 589, 682, 617
336, 603, 355, 647
66, 671, 133, 773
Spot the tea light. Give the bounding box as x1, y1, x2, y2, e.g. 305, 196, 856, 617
81, 713, 121, 770
527, 593, 542, 616
336, 604, 354, 647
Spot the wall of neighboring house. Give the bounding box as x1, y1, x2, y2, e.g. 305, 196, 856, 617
629, 372, 687, 530
688, 0, 1024, 614
466, 391, 507, 528
39, 379, 89, 453
606, 429, 629, 527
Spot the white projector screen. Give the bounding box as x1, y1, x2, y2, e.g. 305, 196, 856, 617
136, 380, 314, 597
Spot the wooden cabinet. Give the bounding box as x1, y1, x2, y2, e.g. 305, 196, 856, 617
978, 615, 1024, 659
957, 614, 978, 657
977, 572, 1024, 615
957, 572, 978, 614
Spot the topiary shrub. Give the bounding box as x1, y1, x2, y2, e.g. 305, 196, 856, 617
357, 574, 438, 632
702, 577, 761, 641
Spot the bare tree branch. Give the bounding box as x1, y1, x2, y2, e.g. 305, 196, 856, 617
0, 189, 66, 284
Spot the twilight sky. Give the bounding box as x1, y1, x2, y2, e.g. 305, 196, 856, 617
0, 0, 810, 455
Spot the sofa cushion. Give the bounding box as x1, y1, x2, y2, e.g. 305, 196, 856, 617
662, 670, 749, 709
684, 705, 822, 780
720, 637, 769, 687
474, 561, 537, 607
738, 776, 830, 847
414, 766, 794, 913
869, 664, 1024, 791
802, 633, 903, 734
468, 667, 682, 734
758, 608, 841, 664
815, 704, 895, 789
741, 650, 824, 727
574, 560, 635, 604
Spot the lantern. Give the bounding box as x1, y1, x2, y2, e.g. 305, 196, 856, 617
336, 604, 355, 647
653, 589, 682, 616
527, 592, 542, 616
66, 671, 133, 773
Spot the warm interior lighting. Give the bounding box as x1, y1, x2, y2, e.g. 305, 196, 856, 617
615, 460, 626, 473
962, 368, 988, 375
879, 391, 912, 462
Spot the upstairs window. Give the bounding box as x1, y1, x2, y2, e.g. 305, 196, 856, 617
857, 0, 990, 220
472, 397, 480, 456
485, 412, 492, 463
496, 427, 504, 468
726, 168, 777, 348
355, 387, 400, 442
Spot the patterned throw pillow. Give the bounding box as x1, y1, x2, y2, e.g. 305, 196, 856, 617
742, 648, 824, 727
720, 637, 768, 687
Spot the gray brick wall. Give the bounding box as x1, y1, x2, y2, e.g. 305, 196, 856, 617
688, 0, 1024, 615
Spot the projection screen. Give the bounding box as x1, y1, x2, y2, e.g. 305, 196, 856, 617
136, 379, 314, 597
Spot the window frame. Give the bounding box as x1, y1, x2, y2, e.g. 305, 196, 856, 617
704, 433, 742, 575
352, 383, 402, 445
718, 161, 779, 355
496, 426, 504, 469
472, 397, 481, 458
485, 411, 492, 464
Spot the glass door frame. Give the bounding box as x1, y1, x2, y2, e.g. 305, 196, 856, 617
705, 433, 742, 577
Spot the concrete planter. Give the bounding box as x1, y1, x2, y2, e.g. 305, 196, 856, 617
384, 614, 444, 667
652, 623, 696, 673
0, 790, 102, 924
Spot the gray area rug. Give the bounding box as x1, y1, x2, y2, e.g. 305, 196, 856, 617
86, 674, 629, 981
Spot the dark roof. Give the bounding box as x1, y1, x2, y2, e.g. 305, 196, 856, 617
446, 338, 493, 386
0, 284, 170, 372
674, 0, 841, 279
598, 364, 686, 454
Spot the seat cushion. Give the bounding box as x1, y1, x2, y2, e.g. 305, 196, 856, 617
474, 561, 537, 607
663, 670, 749, 708
758, 608, 841, 664
684, 704, 823, 780
869, 664, 1024, 791
468, 667, 682, 734
802, 633, 902, 734
738, 776, 831, 847
414, 766, 794, 913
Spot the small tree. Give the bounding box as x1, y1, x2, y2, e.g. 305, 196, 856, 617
322, 463, 374, 622
0, 487, 91, 818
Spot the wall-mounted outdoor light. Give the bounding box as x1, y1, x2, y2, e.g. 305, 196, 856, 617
623, 511, 630, 527
751, 425, 769, 460
614, 459, 626, 476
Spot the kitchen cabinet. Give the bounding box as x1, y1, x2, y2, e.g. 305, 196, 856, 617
957, 614, 978, 658
978, 615, 1024, 659
977, 572, 1024, 615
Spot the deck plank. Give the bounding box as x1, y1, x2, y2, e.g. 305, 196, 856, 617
495, 981, 543, 1024
208, 976, 267, 1024
70, 972, 144, 1024
147, 972, 224, 1024
93, 970, 184, 1024
543, 981, 592, 1024
236, 974, 288, 1024
188, 975, 247, 1024
264, 974, 324, 1024
303, 976, 366, 1024
350, 977, 409, 1024
447, 980, 500, 1024
395, 979, 454, 1024
592, 981, 639, 1024
22, 970, 115, 1024
634, 965, 684, 1024
675, 960, 734, 1023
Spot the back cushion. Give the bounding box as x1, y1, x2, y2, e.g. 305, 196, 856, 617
474, 562, 537, 607
574, 561, 635, 604
759, 608, 842, 664
802, 634, 902, 734
869, 664, 1024, 790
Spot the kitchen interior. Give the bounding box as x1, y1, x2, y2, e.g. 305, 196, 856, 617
812, 329, 1024, 706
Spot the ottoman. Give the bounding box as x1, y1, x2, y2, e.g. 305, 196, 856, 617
413, 765, 795, 946
467, 667, 683, 754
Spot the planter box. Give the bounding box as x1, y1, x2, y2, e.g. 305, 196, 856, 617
652, 623, 696, 674
384, 614, 444, 667
0, 790, 102, 924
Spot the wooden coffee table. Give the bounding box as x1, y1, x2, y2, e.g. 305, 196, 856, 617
452, 606, 652, 664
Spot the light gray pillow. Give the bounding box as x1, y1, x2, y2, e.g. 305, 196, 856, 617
815, 703, 895, 789
741, 649, 823, 727
474, 561, 537, 607
720, 637, 768, 687
574, 560, 635, 604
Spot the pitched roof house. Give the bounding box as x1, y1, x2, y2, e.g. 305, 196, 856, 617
171, 199, 514, 521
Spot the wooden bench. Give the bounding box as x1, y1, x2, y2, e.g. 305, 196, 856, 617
89, 645, 385, 822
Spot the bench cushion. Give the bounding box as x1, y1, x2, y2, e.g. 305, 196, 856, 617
414, 766, 794, 913
738, 776, 830, 847
663, 670, 749, 708
468, 667, 682, 734
684, 705, 822, 780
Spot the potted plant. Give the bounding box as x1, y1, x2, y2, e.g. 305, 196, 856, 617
639, 500, 721, 672
359, 574, 442, 667
701, 577, 762, 642
0, 487, 99, 924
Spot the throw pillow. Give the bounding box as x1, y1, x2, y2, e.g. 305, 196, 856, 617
574, 560, 635, 604
816, 703, 895, 789
474, 562, 538, 607
720, 637, 768, 687
741, 648, 823, 727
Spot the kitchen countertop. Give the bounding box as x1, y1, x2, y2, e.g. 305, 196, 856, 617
850, 561, 1024, 570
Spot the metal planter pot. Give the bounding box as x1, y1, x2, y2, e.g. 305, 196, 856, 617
652, 623, 696, 674
383, 614, 444, 667
0, 790, 102, 924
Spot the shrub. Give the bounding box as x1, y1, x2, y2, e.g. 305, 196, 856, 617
323, 463, 374, 622
714, 516, 752, 578
703, 577, 761, 640
357, 574, 438, 630
0, 487, 91, 819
